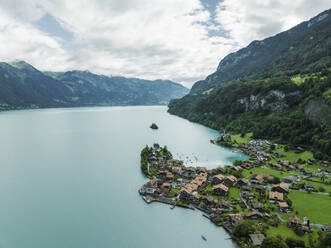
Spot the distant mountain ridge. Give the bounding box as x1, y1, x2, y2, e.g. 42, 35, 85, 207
0, 61, 188, 110
191, 8, 331, 94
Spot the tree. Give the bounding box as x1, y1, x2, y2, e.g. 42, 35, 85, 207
262, 236, 289, 248
285, 237, 305, 248
233, 221, 255, 238
272, 177, 281, 184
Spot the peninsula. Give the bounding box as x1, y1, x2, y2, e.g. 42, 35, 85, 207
139, 134, 331, 247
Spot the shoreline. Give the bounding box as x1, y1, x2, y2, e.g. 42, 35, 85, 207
138, 137, 330, 247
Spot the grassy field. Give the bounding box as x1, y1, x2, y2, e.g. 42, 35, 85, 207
282, 191, 331, 225
242, 167, 300, 179
291, 74, 312, 85
228, 187, 240, 199
266, 223, 318, 246
270, 146, 313, 164
301, 179, 331, 193
231, 132, 253, 144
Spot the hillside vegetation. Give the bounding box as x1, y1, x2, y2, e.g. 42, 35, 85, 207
168, 9, 331, 159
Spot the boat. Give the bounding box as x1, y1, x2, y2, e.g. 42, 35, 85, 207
201, 235, 207, 241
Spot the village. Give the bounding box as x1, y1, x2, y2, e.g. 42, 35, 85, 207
138, 134, 331, 247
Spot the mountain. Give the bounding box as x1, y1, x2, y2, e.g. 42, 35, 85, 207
168, 9, 331, 159
191, 9, 331, 94
0, 61, 188, 110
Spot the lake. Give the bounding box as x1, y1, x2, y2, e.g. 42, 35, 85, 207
0, 106, 247, 248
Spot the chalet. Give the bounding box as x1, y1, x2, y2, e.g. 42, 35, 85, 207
216, 199, 232, 210
232, 166, 243, 172
165, 172, 174, 181
143, 180, 158, 195
179, 173, 208, 200
242, 191, 255, 200
243, 162, 253, 169
212, 174, 225, 184
321, 161, 329, 167
250, 174, 273, 184
160, 182, 171, 193
157, 170, 167, 178
280, 160, 290, 167
236, 178, 249, 188
278, 202, 289, 213
181, 167, 197, 178
179, 188, 191, 200
252, 203, 264, 212
246, 211, 263, 220
191, 191, 201, 202
308, 158, 316, 165
249, 234, 265, 246
252, 185, 265, 192
270, 163, 282, 170
269, 191, 284, 201
242, 185, 251, 192
227, 213, 242, 227
215, 167, 227, 174
171, 166, 182, 175
289, 216, 301, 227
283, 176, 296, 184
201, 195, 215, 206
213, 184, 229, 196
224, 175, 237, 186
304, 183, 315, 191
250, 174, 264, 184
271, 184, 289, 194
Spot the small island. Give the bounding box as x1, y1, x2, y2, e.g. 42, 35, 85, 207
138, 134, 331, 248
150, 123, 158, 130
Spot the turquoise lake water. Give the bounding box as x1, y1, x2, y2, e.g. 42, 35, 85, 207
0, 106, 247, 248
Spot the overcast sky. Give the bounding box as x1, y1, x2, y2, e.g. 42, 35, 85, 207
0, 0, 330, 87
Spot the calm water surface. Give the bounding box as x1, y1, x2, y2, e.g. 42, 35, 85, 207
0, 106, 246, 248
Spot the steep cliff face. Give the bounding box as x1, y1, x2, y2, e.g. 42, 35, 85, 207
305, 100, 331, 127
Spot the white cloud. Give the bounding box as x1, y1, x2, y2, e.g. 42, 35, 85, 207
0, 0, 330, 87
216, 0, 331, 47
0, 9, 71, 71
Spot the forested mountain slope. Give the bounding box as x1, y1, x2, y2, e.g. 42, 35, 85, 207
0, 61, 188, 110
168, 9, 331, 159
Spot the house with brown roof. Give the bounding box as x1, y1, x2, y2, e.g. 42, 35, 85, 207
278, 202, 289, 213
160, 182, 171, 193
216, 199, 232, 210
252, 202, 264, 212
246, 211, 263, 220
179, 188, 191, 200
200, 195, 215, 206
251, 173, 275, 184
236, 178, 248, 188
213, 184, 228, 196
212, 174, 225, 184
270, 163, 282, 170
227, 213, 242, 227
271, 184, 289, 194
289, 216, 301, 227
224, 175, 237, 186
269, 191, 284, 201
232, 166, 243, 172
